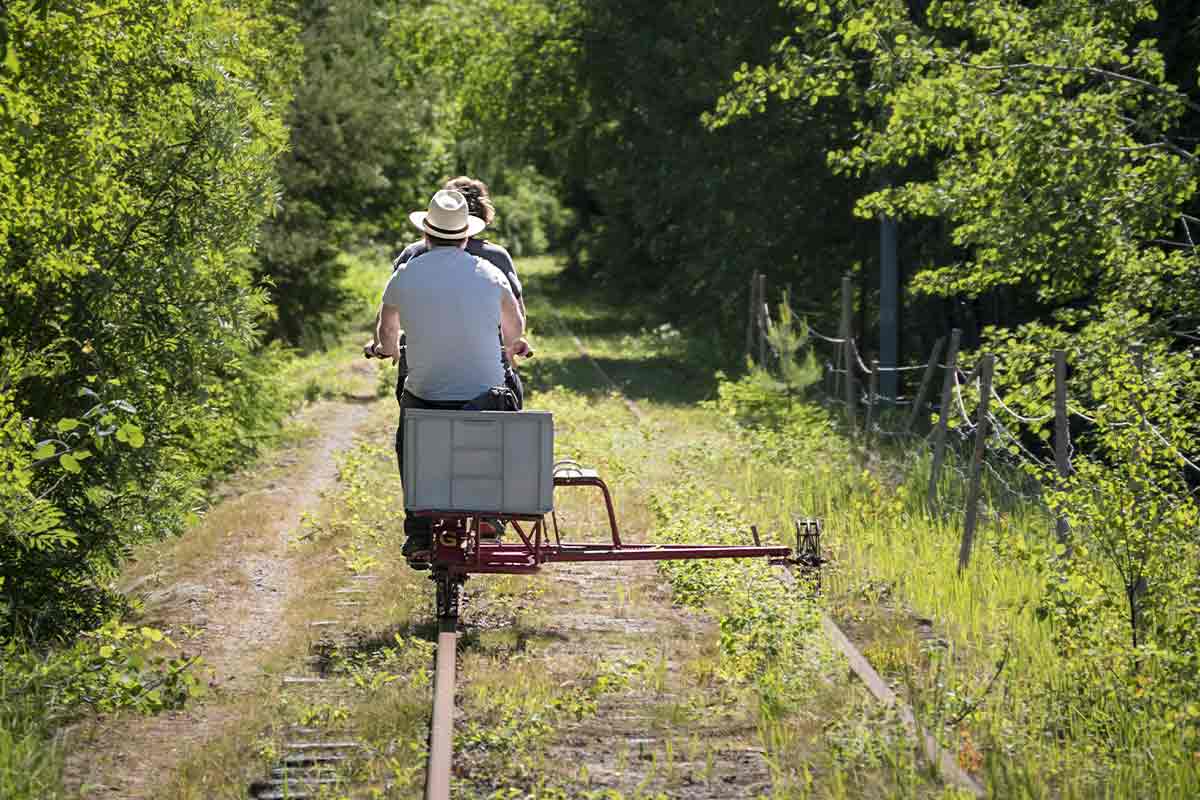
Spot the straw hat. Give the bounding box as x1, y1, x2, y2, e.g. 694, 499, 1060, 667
408, 189, 486, 240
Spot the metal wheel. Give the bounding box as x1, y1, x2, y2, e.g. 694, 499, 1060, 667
794, 518, 825, 594
433, 570, 463, 620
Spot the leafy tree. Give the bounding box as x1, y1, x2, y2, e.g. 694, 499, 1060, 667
387, 0, 578, 259
553, 0, 871, 345
719, 0, 1200, 383
1037, 343, 1200, 755
714, 0, 1200, 765
257, 0, 453, 346
0, 0, 299, 635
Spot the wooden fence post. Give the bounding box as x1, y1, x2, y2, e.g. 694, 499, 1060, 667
745, 271, 759, 361
1053, 349, 1071, 553
906, 336, 946, 434
757, 273, 768, 367
825, 317, 842, 401
759, 301, 774, 370
958, 354, 995, 573
927, 329, 962, 509
866, 360, 880, 443
841, 275, 856, 432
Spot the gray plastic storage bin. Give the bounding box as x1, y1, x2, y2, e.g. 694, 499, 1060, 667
402, 409, 554, 514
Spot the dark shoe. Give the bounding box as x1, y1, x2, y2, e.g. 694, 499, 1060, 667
402, 532, 432, 567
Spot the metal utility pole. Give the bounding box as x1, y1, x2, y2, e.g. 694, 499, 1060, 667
879, 214, 899, 401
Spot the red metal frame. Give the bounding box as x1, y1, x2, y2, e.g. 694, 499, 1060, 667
417, 473, 791, 580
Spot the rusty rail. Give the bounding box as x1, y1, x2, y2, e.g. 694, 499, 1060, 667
424, 616, 457, 800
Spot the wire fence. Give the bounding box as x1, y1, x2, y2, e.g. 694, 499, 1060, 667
744, 270, 1200, 573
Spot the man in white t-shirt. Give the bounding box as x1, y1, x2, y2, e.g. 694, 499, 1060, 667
369, 189, 525, 563
382, 176, 532, 407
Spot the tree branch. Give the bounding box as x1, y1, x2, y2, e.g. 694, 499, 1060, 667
944, 58, 1200, 116
947, 640, 1011, 726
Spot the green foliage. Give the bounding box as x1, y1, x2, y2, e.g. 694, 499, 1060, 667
713, 302, 839, 473
0, 693, 62, 800
721, 0, 1200, 465
716, 368, 827, 429
257, 0, 454, 346
488, 167, 576, 258
713, 8, 1200, 779
648, 480, 836, 735
715, 295, 823, 429
391, 0, 866, 347
455, 659, 640, 788
387, 2, 575, 261
0, 0, 299, 635
0, 620, 204, 800
767, 296, 822, 392
389, 0, 586, 169
325, 632, 434, 693
1039, 449, 1200, 753
707, 352, 1200, 792
1027, 347, 1200, 753
4, 621, 205, 716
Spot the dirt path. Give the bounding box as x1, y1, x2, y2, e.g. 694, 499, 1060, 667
63, 373, 379, 799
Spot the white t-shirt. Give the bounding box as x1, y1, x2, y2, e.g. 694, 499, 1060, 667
382, 245, 509, 400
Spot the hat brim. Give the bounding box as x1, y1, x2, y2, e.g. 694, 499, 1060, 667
408, 211, 487, 240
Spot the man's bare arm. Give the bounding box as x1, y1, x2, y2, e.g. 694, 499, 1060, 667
511, 297, 533, 357
362, 308, 384, 358
376, 304, 402, 357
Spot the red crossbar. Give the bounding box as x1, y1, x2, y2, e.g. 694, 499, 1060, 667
417, 473, 792, 577
543, 543, 791, 561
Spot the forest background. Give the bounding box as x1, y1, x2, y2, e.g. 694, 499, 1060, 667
2, 0, 1200, 793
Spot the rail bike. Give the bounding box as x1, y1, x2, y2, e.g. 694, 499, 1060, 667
401, 408, 825, 621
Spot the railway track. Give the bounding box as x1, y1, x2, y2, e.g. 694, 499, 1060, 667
247, 575, 381, 800
424, 613, 458, 800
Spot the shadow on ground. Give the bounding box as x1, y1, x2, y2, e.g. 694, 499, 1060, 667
523, 354, 716, 406
524, 270, 655, 340
310, 619, 571, 674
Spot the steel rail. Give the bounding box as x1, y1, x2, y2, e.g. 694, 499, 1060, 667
424, 617, 457, 800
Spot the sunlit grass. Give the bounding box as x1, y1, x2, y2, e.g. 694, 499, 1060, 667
36, 251, 1198, 798
514, 258, 956, 797
522, 255, 1200, 797
0, 693, 64, 800
650, 385, 1198, 794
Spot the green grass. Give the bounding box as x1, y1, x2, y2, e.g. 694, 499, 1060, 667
742, 420, 1200, 796
14, 252, 1197, 797
520, 255, 1200, 797
500, 257, 960, 798
279, 246, 398, 405
0, 694, 64, 800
